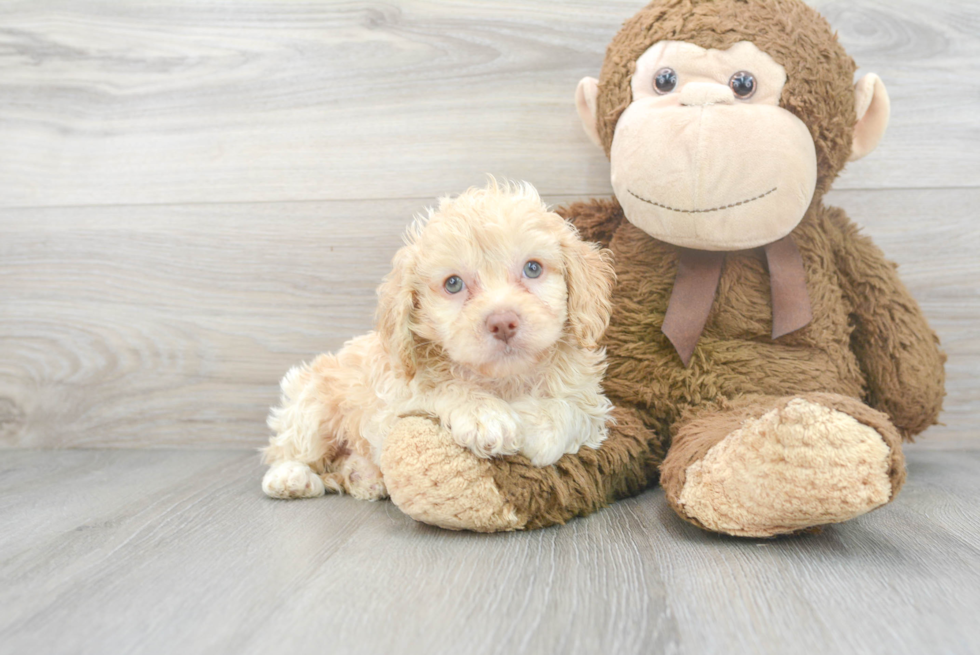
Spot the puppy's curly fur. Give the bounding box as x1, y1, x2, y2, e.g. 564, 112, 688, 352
261, 180, 616, 500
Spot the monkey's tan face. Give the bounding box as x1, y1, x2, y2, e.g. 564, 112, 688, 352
591, 41, 818, 251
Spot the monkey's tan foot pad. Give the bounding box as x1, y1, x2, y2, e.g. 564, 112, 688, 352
674, 399, 896, 538
380, 417, 525, 532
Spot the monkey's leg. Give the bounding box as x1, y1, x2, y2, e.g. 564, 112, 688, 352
660, 393, 906, 538
380, 407, 661, 532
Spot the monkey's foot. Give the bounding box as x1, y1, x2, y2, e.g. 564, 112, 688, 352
662, 395, 906, 538
381, 417, 524, 532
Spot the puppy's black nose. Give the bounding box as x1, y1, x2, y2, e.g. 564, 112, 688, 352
487, 311, 520, 343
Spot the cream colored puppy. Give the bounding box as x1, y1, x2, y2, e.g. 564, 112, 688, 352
261, 181, 615, 501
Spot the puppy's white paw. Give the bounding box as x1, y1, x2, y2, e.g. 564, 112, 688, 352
448, 401, 520, 459
520, 433, 569, 468
262, 461, 326, 499
511, 398, 609, 467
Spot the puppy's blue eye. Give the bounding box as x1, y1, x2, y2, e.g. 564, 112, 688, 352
444, 275, 464, 294
523, 261, 543, 279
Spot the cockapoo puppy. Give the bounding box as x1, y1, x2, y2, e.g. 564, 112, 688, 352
262, 180, 615, 501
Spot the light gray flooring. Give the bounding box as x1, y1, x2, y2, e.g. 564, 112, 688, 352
1, 447, 978, 655
2, 2, 978, 654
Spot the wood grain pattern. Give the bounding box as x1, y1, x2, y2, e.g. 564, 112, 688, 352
0, 199, 415, 448
1, 448, 978, 654
2, 189, 977, 449
0, 0, 977, 209
2, 2, 977, 651
0, 0, 977, 450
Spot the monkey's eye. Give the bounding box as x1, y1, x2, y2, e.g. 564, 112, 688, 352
444, 275, 465, 294
523, 261, 543, 278
654, 68, 678, 94
729, 71, 756, 99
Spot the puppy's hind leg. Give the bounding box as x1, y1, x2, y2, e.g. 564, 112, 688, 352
325, 451, 387, 501
261, 357, 346, 499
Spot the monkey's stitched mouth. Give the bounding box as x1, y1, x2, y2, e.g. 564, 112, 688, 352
628, 187, 777, 214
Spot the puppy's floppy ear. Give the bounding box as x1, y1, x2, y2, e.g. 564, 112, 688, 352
560, 224, 615, 348
376, 244, 418, 378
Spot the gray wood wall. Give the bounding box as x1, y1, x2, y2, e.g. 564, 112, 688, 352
2, 0, 977, 449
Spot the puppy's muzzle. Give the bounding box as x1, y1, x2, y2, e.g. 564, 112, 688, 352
486, 311, 520, 343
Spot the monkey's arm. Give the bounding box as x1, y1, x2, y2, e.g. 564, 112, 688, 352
556, 198, 626, 248
827, 208, 946, 439
380, 406, 659, 531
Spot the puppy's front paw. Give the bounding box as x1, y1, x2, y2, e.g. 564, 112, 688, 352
448, 401, 520, 459
511, 398, 609, 467
262, 461, 326, 499
520, 434, 568, 468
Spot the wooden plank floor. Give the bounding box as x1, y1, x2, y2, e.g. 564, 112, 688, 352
1, 447, 979, 655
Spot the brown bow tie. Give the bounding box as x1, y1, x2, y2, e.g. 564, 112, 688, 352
661, 235, 812, 367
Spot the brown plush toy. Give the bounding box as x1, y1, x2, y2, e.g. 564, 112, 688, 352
378, 0, 946, 537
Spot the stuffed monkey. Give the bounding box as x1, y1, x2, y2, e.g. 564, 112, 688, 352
379, 0, 945, 537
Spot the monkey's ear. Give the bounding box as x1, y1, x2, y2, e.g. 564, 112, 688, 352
576, 77, 603, 149
849, 73, 890, 162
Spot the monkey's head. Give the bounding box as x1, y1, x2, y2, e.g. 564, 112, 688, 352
576, 0, 889, 251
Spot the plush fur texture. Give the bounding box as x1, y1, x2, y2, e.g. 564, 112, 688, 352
261, 181, 616, 500
664, 394, 906, 537
379, 0, 945, 536
383, 407, 659, 532
578, 201, 945, 444
599, 39, 819, 250
595, 0, 858, 199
